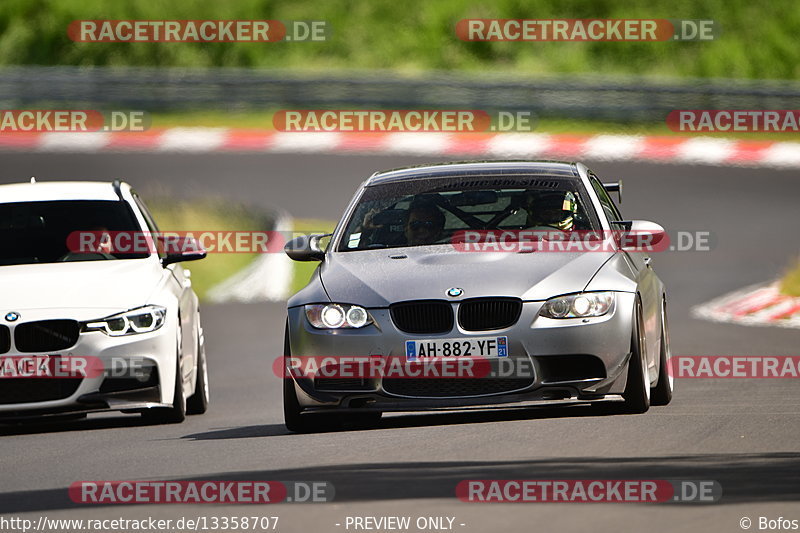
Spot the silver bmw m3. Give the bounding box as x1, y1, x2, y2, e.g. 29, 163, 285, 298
283, 161, 673, 432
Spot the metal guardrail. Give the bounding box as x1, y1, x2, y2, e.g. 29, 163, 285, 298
1, 66, 799, 121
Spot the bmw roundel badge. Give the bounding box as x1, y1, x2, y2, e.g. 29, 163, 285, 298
5, 312, 20, 322
446, 287, 464, 298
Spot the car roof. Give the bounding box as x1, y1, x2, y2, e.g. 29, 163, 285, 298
0, 181, 123, 203
366, 160, 580, 186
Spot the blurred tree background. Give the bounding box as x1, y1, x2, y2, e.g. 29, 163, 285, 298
0, 0, 796, 79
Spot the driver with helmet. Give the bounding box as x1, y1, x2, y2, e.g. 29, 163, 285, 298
524, 191, 578, 231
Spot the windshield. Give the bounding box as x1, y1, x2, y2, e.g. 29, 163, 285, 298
337, 175, 600, 251
0, 200, 148, 266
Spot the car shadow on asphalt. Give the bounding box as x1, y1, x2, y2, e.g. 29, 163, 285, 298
3, 451, 800, 513
179, 404, 622, 440
181, 424, 289, 440
0, 414, 150, 436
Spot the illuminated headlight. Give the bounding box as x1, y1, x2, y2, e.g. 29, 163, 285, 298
305, 304, 373, 329
540, 292, 615, 319
84, 305, 167, 336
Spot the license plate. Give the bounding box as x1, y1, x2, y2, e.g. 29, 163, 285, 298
405, 336, 508, 361
0, 354, 60, 378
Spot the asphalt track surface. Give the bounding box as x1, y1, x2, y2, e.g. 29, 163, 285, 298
1, 153, 799, 532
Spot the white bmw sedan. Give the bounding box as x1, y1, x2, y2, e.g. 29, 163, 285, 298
0, 180, 208, 424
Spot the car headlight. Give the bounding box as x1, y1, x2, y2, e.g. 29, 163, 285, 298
305, 304, 373, 329
83, 305, 167, 336
540, 292, 615, 319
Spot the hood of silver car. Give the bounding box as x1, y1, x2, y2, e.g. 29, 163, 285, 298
318, 246, 615, 307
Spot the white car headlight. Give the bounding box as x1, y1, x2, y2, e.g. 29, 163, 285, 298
305, 304, 373, 329
84, 305, 167, 336
540, 292, 615, 319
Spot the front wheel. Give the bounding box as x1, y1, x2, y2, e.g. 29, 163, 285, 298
282, 324, 380, 432
284, 376, 343, 433
650, 299, 673, 406
282, 324, 337, 433
597, 297, 650, 415
620, 297, 651, 413
283, 378, 380, 432
142, 356, 186, 424
186, 334, 209, 415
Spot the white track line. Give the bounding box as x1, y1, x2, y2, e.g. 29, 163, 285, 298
206, 213, 294, 303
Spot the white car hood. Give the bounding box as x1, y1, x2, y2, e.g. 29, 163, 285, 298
0, 259, 164, 313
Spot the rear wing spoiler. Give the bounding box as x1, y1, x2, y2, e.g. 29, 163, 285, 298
602, 180, 622, 203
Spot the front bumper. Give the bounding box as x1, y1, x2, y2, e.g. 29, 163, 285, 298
286, 292, 636, 411
0, 309, 178, 418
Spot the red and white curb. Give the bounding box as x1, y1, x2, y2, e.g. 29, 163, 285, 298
2, 128, 800, 168
692, 281, 800, 328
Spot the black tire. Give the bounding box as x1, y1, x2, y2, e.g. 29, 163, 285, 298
142, 356, 186, 424
186, 335, 209, 415
620, 297, 651, 414
282, 323, 313, 432
597, 297, 650, 415
283, 377, 340, 433
283, 372, 306, 432
650, 299, 673, 406
282, 324, 349, 433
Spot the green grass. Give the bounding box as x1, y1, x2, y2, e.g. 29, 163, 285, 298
289, 218, 337, 296
150, 111, 279, 130
1, 0, 799, 80
780, 260, 800, 297
148, 198, 267, 300
148, 110, 800, 142
145, 207, 337, 299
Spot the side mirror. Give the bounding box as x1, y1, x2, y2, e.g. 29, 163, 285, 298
285, 234, 330, 262
615, 220, 667, 251
161, 235, 207, 267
